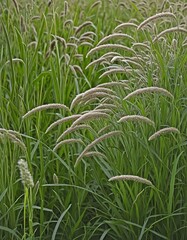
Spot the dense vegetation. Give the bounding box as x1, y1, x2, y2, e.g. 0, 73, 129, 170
0, 0, 187, 239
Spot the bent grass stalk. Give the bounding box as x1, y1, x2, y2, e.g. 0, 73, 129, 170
153, 27, 187, 42
99, 68, 132, 79
123, 87, 174, 100
0, 131, 26, 151
118, 115, 155, 126
109, 175, 153, 186
137, 12, 176, 30
96, 81, 129, 88
90, 0, 102, 10
74, 130, 122, 167
97, 33, 135, 46
95, 103, 117, 110
84, 151, 106, 158
114, 22, 138, 32
75, 21, 95, 35
80, 92, 118, 104
148, 127, 180, 141
45, 115, 82, 133
53, 138, 84, 151
56, 124, 93, 143
86, 44, 135, 57
85, 57, 106, 69
71, 111, 109, 127
132, 43, 150, 50
70, 87, 117, 109
82, 87, 116, 96
22, 104, 69, 119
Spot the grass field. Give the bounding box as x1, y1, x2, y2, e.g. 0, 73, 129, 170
0, 0, 187, 239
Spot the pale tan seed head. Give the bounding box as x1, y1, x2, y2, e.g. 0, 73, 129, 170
71, 111, 109, 128
109, 174, 153, 186
85, 57, 106, 69
80, 92, 118, 106
75, 21, 95, 35
132, 42, 151, 50
84, 151, 106, 158
90, 1, 101, 10
118, 115, 155, 126
53, 35, 67, 48
99, 67, 132, 79
98, 125, 111, 135
97, 81, 129, 88
82, 87, 115, 97
64, 19, 74, 28
56, 124, 93, 143
70, 87, 116, 110
101, 52, 122, 58
123, 87, 174, 100
148, 127, 180, 141
95, 103, 117, 110
18, 159, 34, 188
137, 12, 176, 30
53, 138, 84, 151
22, 104, 69, 119
97, 33, 135, 46
45, 115, 82, 133
74, 130, 122, 167
79, 36, 94, 43
79, 42, 93, 47
70, 94, 84, 110
13, 0, 20, 13
86, 44, 135, 58
80, 31, 97, 38
0, 129, 26, 151
114, 22, 138, 32
153, 27, 187, 42
64, 1, 68, 15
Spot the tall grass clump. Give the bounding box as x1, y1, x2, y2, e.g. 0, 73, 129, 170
0, 0, 187, 239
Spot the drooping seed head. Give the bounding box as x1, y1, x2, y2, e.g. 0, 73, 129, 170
71, 111, 109, 128
123, 87, 174, 100
118, 115, 155, 126
56, 124, 93, 143
148, 127, 180, 141
46, 115, 81, 133
86, 44, 135, 58
153, 27, 187, 42
114, 22, 138, 32
75, 21, 95, 35
99, 67, 132, 79
84, 151, 106, 158
53, 138, 84, 152
109, 174, 153, 186
137, 12, 176, 30
75, 130, 122, 167
97, 33, 135, 46
0, 129, 26, 151
22, 103, 69, 119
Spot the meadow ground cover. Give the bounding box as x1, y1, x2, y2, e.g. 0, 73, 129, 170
0, 0, 187, 239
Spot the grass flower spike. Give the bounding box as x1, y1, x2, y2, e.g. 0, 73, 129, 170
18, 159, 34, 188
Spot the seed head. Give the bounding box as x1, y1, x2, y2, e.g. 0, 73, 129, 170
18, 159, 34, 188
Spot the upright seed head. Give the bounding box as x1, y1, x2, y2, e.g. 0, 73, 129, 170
18, 159, 34, 188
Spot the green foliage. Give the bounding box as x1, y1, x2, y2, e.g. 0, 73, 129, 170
0, 0, 187, 239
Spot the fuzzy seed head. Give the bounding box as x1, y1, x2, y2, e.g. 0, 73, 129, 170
18, 159, 34, 188
109, 175, 153, 186
148, 127, 180, 141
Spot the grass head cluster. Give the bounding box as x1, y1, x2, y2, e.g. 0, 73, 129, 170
0, 0, 187, 239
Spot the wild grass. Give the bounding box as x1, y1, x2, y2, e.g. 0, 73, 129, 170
0, 0, 187, 239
